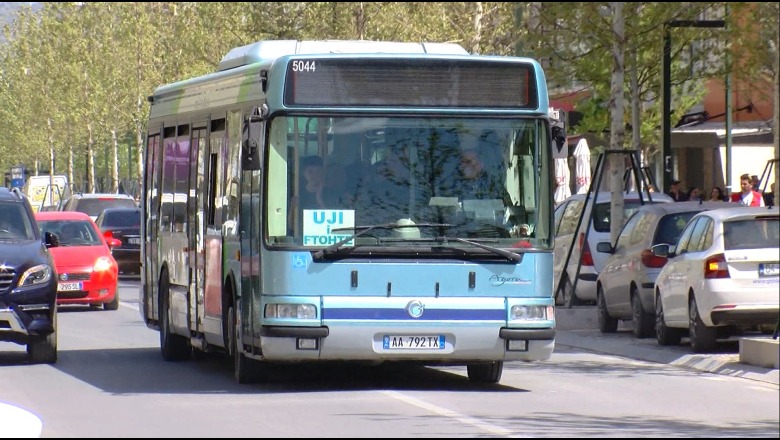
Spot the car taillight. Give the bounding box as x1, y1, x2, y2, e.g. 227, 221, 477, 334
704, 253, 730, 279
579, 232, 594, 266
641, 249, 667, 268
104, 230, 114, 239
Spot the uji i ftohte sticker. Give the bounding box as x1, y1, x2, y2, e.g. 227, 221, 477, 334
302, 210, 355, 247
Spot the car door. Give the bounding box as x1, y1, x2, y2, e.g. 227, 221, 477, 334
662, 217, 700, 325
664, 216, 712, 327
602, 211, 643, 315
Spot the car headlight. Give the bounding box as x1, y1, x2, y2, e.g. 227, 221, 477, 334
510, 305, 554, 321
93, 256, 114, 272
265, 303, 317, 319
18, 264, 53, 287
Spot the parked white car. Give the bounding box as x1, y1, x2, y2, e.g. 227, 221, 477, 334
552, 191, 673, 306
653, 206, 780, 353
595, 201, 736, 338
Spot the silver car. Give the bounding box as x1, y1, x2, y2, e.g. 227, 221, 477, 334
595, 201, 733, 337
552, 191, 673, 307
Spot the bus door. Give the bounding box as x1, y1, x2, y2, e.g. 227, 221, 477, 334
143, 130, 161, 321
189, 123, 208, 333
202, 118, 226, 339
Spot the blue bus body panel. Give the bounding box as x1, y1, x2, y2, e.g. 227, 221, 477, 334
262, 251, 553, 299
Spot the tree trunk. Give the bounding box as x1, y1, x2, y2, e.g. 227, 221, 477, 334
87, 122, 95, 193
112, 127, 120, 193
609, 2, 625, 246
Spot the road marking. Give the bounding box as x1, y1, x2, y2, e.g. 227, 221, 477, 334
120, 301, 139, 312
0, 402, 42, 438
380, 390, 519, 437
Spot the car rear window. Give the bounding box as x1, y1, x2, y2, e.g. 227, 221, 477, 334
723, 218, 780, 250
654, 212, 698, 245
76, 198, 136, 217
592, 201, 650, 233
104, 210, 141, 227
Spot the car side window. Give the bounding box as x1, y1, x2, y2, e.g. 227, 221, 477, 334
558, 200, 584, 236
616, 211, 641, 248
699, 219, 714, 250
675, 218, 699, 254
689, 217, 712, 252
630, 212, 654, 246
682, 217, 710, 254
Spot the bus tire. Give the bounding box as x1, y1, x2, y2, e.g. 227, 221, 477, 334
229, 303, 262, 384
159, 273, 190, 361
467, 361, 503, 383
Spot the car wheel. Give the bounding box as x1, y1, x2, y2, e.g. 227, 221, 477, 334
655, 293, 682, 346
597, 286, 618, 333
27, 311, 57, 364
631, 288, 654, 338
689, 296, 717, 353
467, 361, 503, 384
159, 273, 190, 361
103, 293, 119, 311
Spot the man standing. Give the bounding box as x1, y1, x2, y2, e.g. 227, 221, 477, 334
731, 173, 765, 206
665, 179, 686, 201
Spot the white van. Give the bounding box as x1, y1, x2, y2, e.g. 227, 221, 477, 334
552, 191, 674, 306
23, 175, 70, 213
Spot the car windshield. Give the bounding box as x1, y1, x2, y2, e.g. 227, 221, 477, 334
76, 198, 136, 217
723, 218, 780, 250
38, 220, 102, 246
265, 115, 553, 252
0, 202, 36, 240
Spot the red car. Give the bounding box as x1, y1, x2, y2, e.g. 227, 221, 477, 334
35, 211, 122, 310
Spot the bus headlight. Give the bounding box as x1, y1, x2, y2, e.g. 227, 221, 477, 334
510, 305, 554, 321
265, 303, 317, 319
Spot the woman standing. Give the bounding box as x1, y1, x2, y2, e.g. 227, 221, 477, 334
709, 186, 727, 202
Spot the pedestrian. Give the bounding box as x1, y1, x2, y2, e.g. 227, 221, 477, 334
686, 186, 702, 202
665, 179, 686, 202
730, 173, 765, 206
709, 186, 727, 202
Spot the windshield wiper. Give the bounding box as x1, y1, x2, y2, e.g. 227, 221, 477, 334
312, 223, 453, 259
434, 236, 521, 263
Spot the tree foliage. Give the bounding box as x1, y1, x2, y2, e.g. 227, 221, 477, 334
0, 2, 775, 192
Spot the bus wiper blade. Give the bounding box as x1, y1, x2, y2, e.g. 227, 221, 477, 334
435, 236, 521, 263
312, 223, 453, 259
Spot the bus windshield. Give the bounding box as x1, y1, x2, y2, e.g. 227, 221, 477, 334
266, 115, 551, 252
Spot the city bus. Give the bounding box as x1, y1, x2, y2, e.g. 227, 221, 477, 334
141, 40, 558, 384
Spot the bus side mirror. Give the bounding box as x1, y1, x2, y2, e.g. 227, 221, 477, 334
241, 106, 266, 171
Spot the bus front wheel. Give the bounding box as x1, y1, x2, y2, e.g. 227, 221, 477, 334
159, 273, 190, 361
467, 361, 503, 383
229, 303, 263, 384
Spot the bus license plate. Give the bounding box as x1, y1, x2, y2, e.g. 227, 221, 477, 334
759, 263, 779, 277
383, 335, 445, 350
58, 282, 82, 292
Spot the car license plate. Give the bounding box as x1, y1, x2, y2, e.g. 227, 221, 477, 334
759, 263, 779, 277
383, 335, 445, 350
129, 237, 141, 245
58, 282, 82, 292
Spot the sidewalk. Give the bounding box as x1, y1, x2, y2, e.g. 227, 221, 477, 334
555, 307, 779, 386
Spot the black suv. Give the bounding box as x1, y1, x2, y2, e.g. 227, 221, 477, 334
0, 187, 60, 363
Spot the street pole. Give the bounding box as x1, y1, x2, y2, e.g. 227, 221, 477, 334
661, 19, 726, 194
